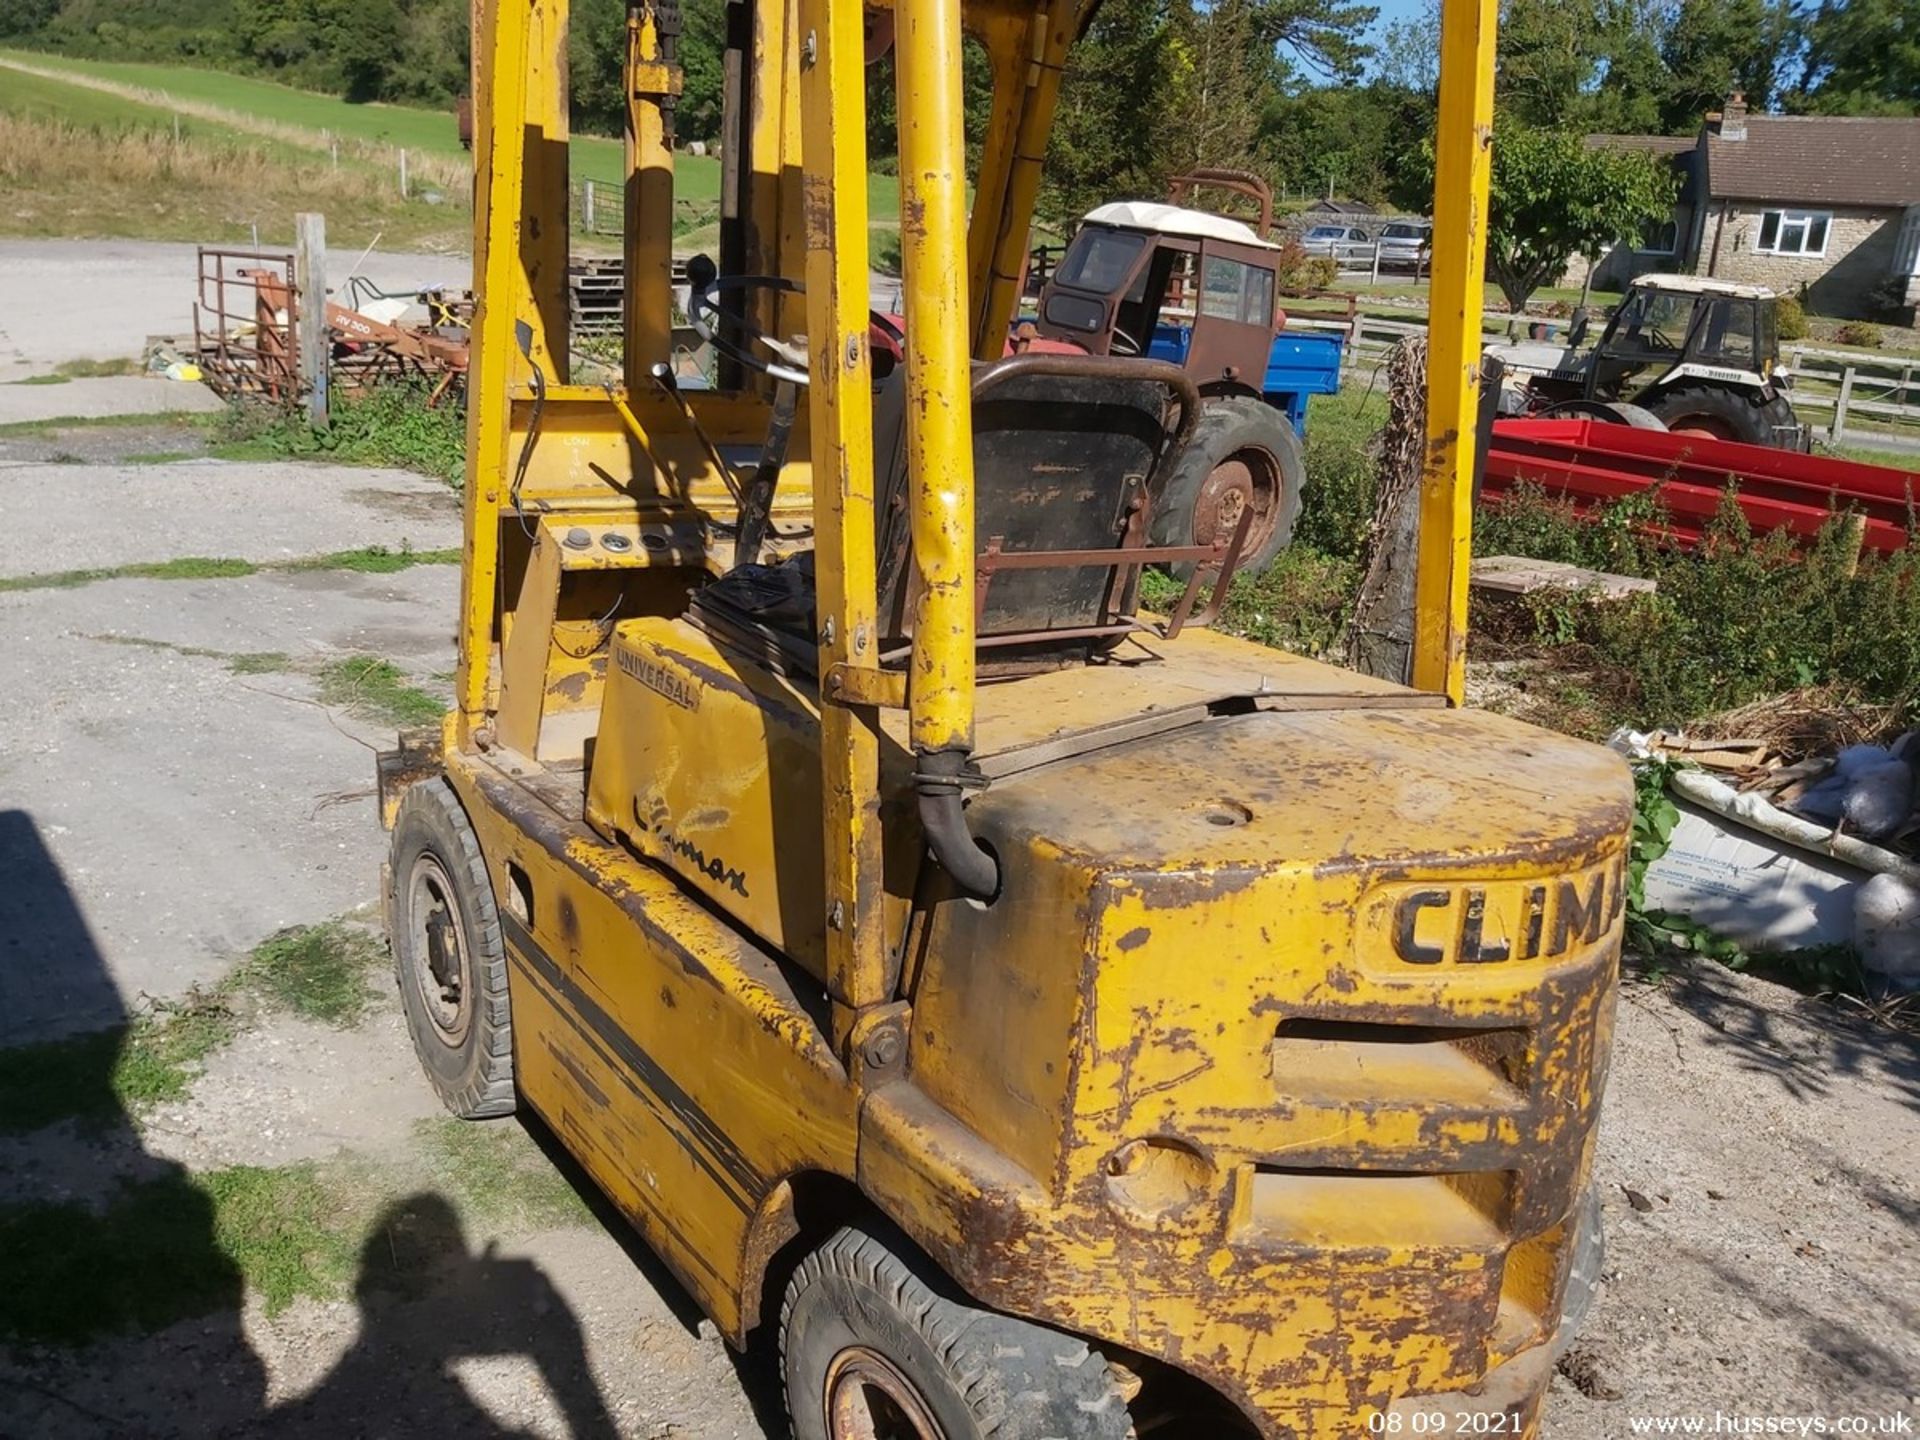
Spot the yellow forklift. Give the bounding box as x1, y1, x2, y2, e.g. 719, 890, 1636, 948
377, 0, 1630, 1434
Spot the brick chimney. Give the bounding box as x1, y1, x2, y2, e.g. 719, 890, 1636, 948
1715, 90, 1748, 141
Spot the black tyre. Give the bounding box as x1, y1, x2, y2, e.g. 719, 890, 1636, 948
1642, 383, 1783, 446
387, 779, 515, 1118
781, 1222, 1134, 1440
1151, 395, 1305, 581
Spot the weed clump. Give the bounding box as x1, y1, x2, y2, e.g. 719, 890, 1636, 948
1475, 485, 1920, 734
233, 922, 387, 1029
214, 383, 466, 486
318, 656, 447, 728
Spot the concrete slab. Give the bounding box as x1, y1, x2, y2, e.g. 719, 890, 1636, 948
0, 374, 225, 426
0, 460, 460, 577
0, 562, 457, 1043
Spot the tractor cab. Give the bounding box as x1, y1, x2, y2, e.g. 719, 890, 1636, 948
1583, 274, 1778, 397
1034, 170, 1284, 394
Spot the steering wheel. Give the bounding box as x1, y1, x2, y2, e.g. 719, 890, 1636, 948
1109, 325, 1144, 357
685, 254, 904, 386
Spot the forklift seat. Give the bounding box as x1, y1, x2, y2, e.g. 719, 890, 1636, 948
871, 354, 1198, 667
689, 354, 1199, 674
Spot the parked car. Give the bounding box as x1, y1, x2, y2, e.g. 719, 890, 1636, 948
1376, 220, 1431, 272
1299, 223, 1369, 262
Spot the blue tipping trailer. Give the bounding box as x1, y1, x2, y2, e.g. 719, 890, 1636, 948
1145, 324, 1345, 436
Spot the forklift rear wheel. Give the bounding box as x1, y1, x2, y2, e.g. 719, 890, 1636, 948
388, 779, 516, 1119
781, 1222, 1134, 1440
1152, 395, 1304, 582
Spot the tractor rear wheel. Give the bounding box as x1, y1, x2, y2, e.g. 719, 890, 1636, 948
387, 779, 516, 1119
1151, 395, 1305, 581
781, 1221, 1134, 1440
1643, 383, 1785, 446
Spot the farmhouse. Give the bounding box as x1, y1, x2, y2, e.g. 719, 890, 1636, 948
1582, 95, 1920, 319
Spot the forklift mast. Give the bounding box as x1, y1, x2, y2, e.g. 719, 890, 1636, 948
459, 0, 1495, 1017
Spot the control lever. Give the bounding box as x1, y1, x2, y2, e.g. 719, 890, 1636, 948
650, 362, 743, 506
732, 379, 799, 570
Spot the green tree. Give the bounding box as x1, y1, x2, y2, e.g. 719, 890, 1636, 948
1496, 0, 1607, 127
1041, 0, 1175, 223
315, 0, 401, 102
1479, 123, 1678, 311
1260, 81, 1424, 205
677, 0, 727, 142
1793, 0, 1920, 115
0, 0, 62, 38
1659, 0, 1793, 130
388, 0, 467, 105
1246, 0, 1378, 82
569, 0, 627, 136
1162, 0, 1272, 173
1374, 1, 1439, 93
1583, 2, 1666, 135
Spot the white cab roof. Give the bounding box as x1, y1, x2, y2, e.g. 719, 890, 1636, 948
1631, 272, 1774, 300
1081, 201, 1280, 250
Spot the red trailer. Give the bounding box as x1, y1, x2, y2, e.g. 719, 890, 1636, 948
1481, 418, 1917, 555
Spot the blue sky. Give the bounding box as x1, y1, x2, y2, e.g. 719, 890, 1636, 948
1366, 0, 1429, 39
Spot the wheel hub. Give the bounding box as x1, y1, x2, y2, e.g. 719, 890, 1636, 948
406, 854, 473, 1046
824, 1346, 945, 1440
1193, 450, 1279, 555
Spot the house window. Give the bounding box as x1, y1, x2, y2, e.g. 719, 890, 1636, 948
1637, 218, 1680, 256
1754, 209, 1830, 257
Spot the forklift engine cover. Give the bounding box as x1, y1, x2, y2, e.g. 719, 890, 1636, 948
581, 610, 1629, 1433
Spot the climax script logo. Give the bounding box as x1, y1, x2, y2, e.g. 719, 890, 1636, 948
619, 649, 701, 711
1389, 857, 1625, 966
636, 798, 749, 897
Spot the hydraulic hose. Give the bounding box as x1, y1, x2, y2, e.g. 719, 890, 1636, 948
916, 749, 999, 901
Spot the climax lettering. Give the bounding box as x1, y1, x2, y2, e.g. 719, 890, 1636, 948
1389, 860, 1623, 967
634, 799, 749, 897
1550, 872, 1607, 956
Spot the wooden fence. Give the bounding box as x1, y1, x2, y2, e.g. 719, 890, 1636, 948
1779, 346, 1920, 452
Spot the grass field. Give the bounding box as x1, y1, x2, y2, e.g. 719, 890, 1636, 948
0, 66, 342, 168
0, 64, 471, 249
0, 48, 903, 223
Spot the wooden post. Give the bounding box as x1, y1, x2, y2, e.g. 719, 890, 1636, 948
584, 178, 596, 232
1833, 363, 1856, 444
294, 212, 329, 426
1371, 242, 1382, 285
399, 148, 409, 197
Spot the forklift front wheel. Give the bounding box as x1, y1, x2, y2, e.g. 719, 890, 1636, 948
388, 780, 516, 1119
781, 1222, 1134, 1440
1151, 395, 1305, 582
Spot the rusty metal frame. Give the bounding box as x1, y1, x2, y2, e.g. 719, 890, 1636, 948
1167, 168, 1275, 237
193, 247, 299, 403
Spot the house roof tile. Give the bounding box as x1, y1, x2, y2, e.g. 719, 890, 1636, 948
1705, 115, 1920, 209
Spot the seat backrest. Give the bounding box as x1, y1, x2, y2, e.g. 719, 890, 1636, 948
872, 355, 1195, 663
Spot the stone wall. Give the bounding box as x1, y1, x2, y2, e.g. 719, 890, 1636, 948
1693, 203, 1901, 317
